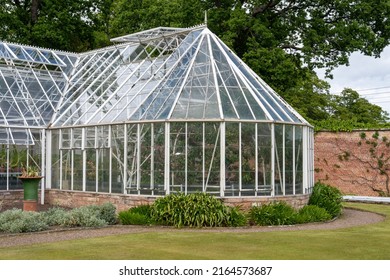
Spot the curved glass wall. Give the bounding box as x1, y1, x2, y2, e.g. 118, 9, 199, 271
49, 121, 313, 197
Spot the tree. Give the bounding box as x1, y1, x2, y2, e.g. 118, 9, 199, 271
0, 0, 114, 52
313, 88, 389, 131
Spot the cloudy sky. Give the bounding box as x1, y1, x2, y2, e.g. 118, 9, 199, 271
317, 46, 390, 114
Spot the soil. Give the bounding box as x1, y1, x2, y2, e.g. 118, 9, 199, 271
0, 207, 385, 248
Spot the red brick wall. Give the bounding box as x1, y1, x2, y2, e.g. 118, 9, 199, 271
315, 130, 390, 196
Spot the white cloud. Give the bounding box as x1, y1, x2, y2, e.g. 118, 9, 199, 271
317, 46, 390, 114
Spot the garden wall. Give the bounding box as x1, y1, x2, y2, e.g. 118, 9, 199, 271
315, 129, 390, 196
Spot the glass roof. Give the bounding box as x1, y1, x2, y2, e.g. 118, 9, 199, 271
0, 25, 309, 143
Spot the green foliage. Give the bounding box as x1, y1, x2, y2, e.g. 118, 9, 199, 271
249, 202, 297, 226
41, 207, 68, 226
151, 193, 243, 228
87, 203, 117, 225
118, 212, 151, 225
0, 209, 48, 233
295, 205, 332, 224
308, 183, 343, 218
118, 205, 153, 225
225, 206, 248, 227
61, 207, 107, 228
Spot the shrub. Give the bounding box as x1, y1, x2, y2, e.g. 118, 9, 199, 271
87, 203, 117, 225
249, 202, 297, 226
61, 206, 107, 227
225, 206, 248, 227
151, 193, 244, 227
0, 209, 48, 233
308, 182, 343, 218
295, 205, 332, 224
41, 207, 68, 226
118, 205, 153, 225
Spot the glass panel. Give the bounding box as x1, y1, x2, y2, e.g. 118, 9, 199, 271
152, 123, 165, 194
274, 124, 284, 195
86, 149, 96, 192
169, 122, 186, 193
204, 122, 220, 195
51, 130, 60, 189
60, 129, 71, 149
126, 124, 138, 192
295, 126, 303, 194
225, 123, 239, 196
187, 122, 204, 192
73, 149, 83, 190
72, 128, 83, 149
140, 124, 152, 194
285, 125, 294, 195
97, 148, 110, 193
257, 123, 272, 196
241, 123, 256, 194
111, 125, 124, 194
61, 149, 72, 190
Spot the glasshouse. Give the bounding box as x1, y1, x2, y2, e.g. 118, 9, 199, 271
0, 25, 314, 199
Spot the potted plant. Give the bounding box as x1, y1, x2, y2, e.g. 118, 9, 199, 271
19, 166, 43, 211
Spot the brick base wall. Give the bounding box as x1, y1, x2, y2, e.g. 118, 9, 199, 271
1, 190, 310, 212
315, 130, 390, 196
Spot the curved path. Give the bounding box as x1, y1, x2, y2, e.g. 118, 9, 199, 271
0, 208, 385, 248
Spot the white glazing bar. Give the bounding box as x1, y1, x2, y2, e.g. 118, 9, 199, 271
6, 145, 9, 190
220, 122, 226, 197
164, 122, 170, 194
239, 123, 242, 196
150, 124, 154, 194
255, 123, 258, 196
282, 125, 285, 196
108, 125, 112, 194
45, 130, 52, 190
59, 130, 63, 190
185, 122, 188, 195
123, 124, 128, 194
82, 128, 87, 192
95, 148, 99, 192
207, 32, 224, 119
202, 123, 205, 192
40, 129, 45, 205
302, 126, 308, 194
293, 126, 296, 195
271, 123, 275, 197
136, 124, 141, 194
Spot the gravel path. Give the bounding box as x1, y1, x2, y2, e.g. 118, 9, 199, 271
0, 208, 385, 248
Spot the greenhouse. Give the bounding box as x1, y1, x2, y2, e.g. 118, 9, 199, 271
0, 25, 314, 198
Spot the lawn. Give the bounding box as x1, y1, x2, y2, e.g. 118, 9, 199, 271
0, 203, 389, 260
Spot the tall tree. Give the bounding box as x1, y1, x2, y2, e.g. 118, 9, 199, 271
0, 0, 114, 51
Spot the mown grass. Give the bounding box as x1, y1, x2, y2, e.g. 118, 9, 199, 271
0, 202, 389, 260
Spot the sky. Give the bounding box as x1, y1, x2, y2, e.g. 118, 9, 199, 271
316, 46, 390, 114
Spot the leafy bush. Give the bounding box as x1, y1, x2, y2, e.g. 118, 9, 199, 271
0, 209, 48, 233
118, 205, 153, 225
249, 202, 297, 226
41, 207, 68, 226
295, 205, 332, 224
87, 203, 117, 225
151, 193, 245, 227
308, 182, 343, 218
61, 206, 107, 228
225, 206, 248, 227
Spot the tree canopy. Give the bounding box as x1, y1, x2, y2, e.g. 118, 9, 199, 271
1, 0, 389, 129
